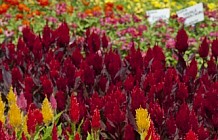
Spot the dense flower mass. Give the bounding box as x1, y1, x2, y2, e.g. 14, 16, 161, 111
0, 0, 217, 137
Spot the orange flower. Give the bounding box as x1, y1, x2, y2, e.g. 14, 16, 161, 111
0, 3, 10, 14
18, 3, 30, 12
22, 20, 30, 26
16, 13, 23, 20
32, 10, 41, 16
92, 5, 101, 12
67, 5, 74, 14
81, 0, 90, 6
85, 9, 93, 16
0, 28, 3, 34
27, 13, 33, 19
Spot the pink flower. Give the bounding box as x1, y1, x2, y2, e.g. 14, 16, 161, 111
166, 38, 175, 49
56, 2, 67, 15
50, 95, 57, 110
4, 30, 14, 37
17, 92, 27, 111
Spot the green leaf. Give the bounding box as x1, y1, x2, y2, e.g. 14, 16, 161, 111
34, 126, 44, 140
57, 123, 62, 136
42, 125, 53, 140
77, 118, 84, 133
86, 132, 92, 140
54, 111, 64, 124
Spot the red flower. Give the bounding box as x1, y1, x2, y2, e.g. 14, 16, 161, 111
11, 67, 22, 84
199, 37, 209, 58
24, 76, 34, 93
102, 32, 109, 48
42, 23, 55, 51
166, 115, 177, 136
52, 124, 58, 140
98, 75, 108, 92
211, 39, 218, 57
185, 129, 198, 140
175, 28, 189, 53
176, 82, 188, 101
22, 132, 27, 140
82, 118, 91, 135
55, 91, 66, 111
40, 75, 53, 97
149, 102, 164, 126
80, 61, 95, 86
197, 126, 209, 140
86, 30, 101, 54
189, 111, 198, 132
27, 104, 43, 134
104, 50, 121, 80
105, 104, 125, 124
69, 96, 80, 123
74, 132, 81, 140
91, 109, 100, 130
32, 36, 42, 61
56, 77, 67, 91
207, 56, 217, 75
71, 47, 83, 68
184, 58, 197, 82
126, 46, 143, 72
87, 53, 103, 75
131, 86, 147, 115
176, 103, 190, 133
123, 124, 135, 140
54, 22, 70, 47
89, 92, 104, 115
124, 74, 135, 92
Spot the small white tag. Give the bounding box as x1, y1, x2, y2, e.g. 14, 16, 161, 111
146, 8, 170, 24
176, 3, 204, 26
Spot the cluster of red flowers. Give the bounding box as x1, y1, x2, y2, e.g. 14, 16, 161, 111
0, 22, 217, 139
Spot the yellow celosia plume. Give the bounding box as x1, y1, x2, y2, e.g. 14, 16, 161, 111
8, 103, 23, 130
42, 97, 54, 125
136, 107, 151, 140
0, 95, 5, 124
7, 86, 16, 105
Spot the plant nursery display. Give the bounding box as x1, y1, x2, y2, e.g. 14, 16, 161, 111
0, 0, 217, 140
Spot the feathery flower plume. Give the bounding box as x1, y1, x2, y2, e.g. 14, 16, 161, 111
135, 107, 151, 140
185, 129, 198, 140
7, 86, 16, 105
8, 102, 23, 131
41, 97, 54, 125
0, 95, 5, 124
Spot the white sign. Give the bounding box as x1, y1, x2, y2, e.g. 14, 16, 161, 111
176, 3, 204, 26
146, 8, 170, 24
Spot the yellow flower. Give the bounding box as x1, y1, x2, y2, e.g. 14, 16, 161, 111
136, 107, 151, 140
134, 0, 140, 2
0, 95, 5, 124
7, 86, 16, 105
188, 1, 197, 6
208, 3, 216, 10
22, 115, 28, 135
8, 103, 23, 130
42, 97, 54, 125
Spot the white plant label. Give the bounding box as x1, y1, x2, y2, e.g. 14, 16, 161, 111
146, 8, 170, 24
176, 3, 204, 26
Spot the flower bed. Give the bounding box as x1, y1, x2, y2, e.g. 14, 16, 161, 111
0, 22, 217, 139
